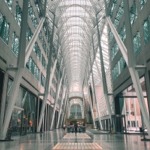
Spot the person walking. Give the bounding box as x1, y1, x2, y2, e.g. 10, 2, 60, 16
63, 124, 66, 132
74, 123, 78, 136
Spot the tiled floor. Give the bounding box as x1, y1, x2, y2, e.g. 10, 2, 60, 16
53, 143, 102, 150
63, 133, 91, 139
0, 129, 150, 150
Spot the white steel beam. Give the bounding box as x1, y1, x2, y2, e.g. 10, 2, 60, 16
56, 86, 67, 128
37, 58, 58, 132
84, 77, 96, 129
91, 72, 103, 130
60, 93, 68, 127
96, 16, 113, 128
50, 69, 65, 130
37, 13, 56, 132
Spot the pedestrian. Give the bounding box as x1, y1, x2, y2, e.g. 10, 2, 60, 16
63, 124, 66, 131
74, 123, 78, 136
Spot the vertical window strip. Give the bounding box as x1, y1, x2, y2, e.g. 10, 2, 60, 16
15, 3, 22, 26
0, 15, 10, 44
11, 32, 19, 56
4, 0, 13, 11
143, 17, 150, 43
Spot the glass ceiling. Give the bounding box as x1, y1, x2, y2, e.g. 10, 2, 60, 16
47, 0, 108, 98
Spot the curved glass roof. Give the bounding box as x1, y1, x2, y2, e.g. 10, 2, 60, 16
47, 0, 107, 97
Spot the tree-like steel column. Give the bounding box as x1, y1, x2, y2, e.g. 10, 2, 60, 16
60, 94, 68, 127
56, 84, 67, 128
50, 69, 65, 130
91, 72, 103, 130
96, 15, 113, 129
37, 12, 57, 132
37, 57, 58, 132
84, 75, 96, 129
106, 16, 150, 136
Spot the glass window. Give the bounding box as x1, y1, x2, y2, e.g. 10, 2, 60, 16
5, 0, 13, 11
11, 32, 19, 56
15, 3, 22, 26
26, 57, 40, 80
33, 18, 38, 28
42, 55, 46, 69
139, 0, 147, 9
143, 17, 150, 43
114, 18, 119, 28
26, 26, 33, 41
133, 32, 141, 54
112, 57, 126, 80
112, 63, 119, 80
119, 57, 126, 71
34, 64, 40, 80
109, 31, 114, 42
0, 16, 10, 44
30, 58, 35, 74
116, 7, 124, 21
33, 43, 41, 60
28, 3, 38, 28
119, 25, 126, 42
38, 31, 43, 43
110, 0, 117, 16
42, 39, 47, 53
41, 73, 45, 87
111, 43, 119, 60
0, 13, 3, 29
130, 3, 137, 25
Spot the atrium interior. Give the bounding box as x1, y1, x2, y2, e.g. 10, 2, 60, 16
0, 0, 150, 149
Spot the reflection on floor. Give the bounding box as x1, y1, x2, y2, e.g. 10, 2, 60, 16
63, 133, 91, 139
0, 129, 150, 150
